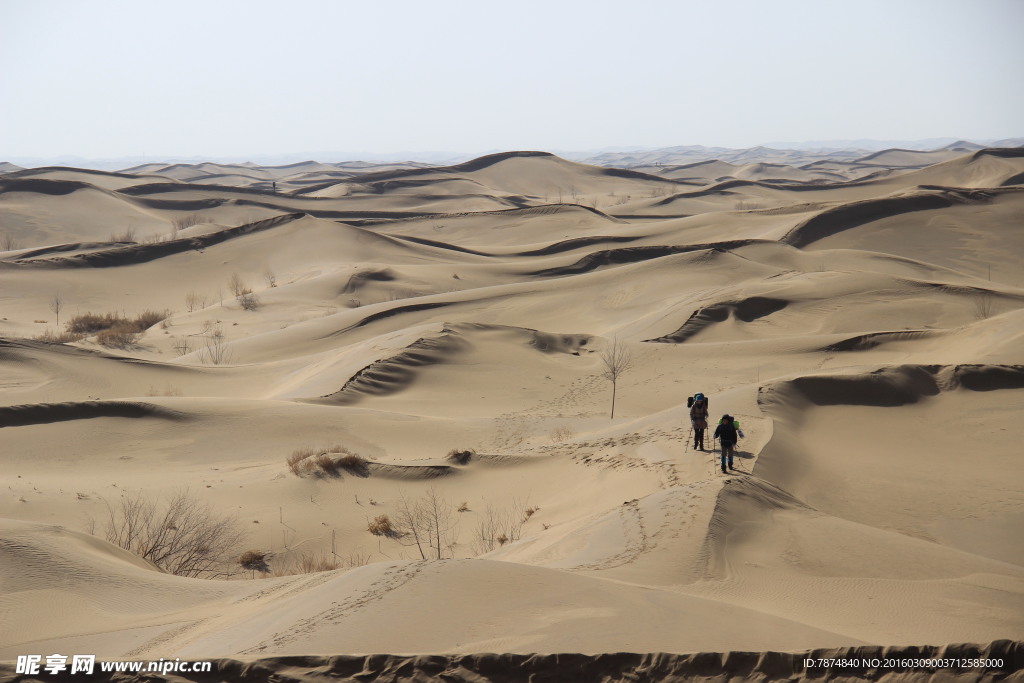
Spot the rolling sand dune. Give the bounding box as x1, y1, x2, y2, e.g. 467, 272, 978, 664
2, 145, 1023, 681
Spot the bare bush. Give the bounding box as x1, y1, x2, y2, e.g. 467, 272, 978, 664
974, 293, 994, 320
237, 290, 260, 311
97, 490, 243, 577
33, 329, 85, 344
1, 233, 19, 251
287, 444, 365, 477
199, 325, 231, 365
96, 327, 139, 349
171, 214, 203, 238
171, 336, 192, 356
270, 551, 369, 576
238, 549, 271, 577
263, 267, 277, 288
472, 503, 527, 555
286, 446, 318, 476
368, 514, 399, 538
109, 226, 137, 243
549, 426, 575, 443
446, 449, 475, 465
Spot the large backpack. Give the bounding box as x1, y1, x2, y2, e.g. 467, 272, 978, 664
687, 393, 708, 410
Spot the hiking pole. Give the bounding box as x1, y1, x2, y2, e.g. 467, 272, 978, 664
685, 425, 692, 452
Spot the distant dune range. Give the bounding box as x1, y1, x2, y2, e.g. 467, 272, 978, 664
1, 142, 1023, 679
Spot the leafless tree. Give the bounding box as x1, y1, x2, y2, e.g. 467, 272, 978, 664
599, 337, 633, 418
49, 293, 63, 327
97, 490, 243, 577
228, 272, 246, 297
1, 232, 18, 251
394, 488, 459, 559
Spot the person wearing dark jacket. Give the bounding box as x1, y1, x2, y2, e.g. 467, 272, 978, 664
713, 414, 741, 473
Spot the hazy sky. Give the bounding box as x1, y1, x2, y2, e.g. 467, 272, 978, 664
1, 0, 1022, 160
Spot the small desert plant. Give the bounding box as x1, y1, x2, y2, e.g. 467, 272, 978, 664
185, 291, 208, 313
313, 452, 339, 477
171, 336, 192, 356
199, 325, 231, 365
238, 290, 260, 311
549, 426, 575, 443
446, 449, 475, 465
109, 226, 137, 243
96, 327, 139, 349
286, 446, 318, 476
238, 549, 271, 577
368, 514, 399, 537
146, 384, 183, 397
1, 232, 19, 251
33, 329, 85, 344
263, 267, 277, 288
457, 502, 470, 512
973, 293, 994, 320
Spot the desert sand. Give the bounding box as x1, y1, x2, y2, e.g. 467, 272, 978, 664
1, 145, 1023, 681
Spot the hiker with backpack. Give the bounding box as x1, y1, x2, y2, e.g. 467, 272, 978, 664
688, 392, 709, 450
713, 414, 743, 473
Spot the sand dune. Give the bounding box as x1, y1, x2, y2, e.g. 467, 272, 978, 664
1, 145, 1022, 678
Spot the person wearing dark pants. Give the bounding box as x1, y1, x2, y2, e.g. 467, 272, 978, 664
713, 414, 741, 473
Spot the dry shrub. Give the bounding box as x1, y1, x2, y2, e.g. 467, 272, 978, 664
313, 452, 338, 477
238, 290, 260, 311
549, 426, 575, 443
68, 312, 126, 334
270, 551, 369, 577
95, 490, 243, 577
457, 502, 470, 512
446, 449, 475, 465
68, 310, 170, 336
96, 327, 140, 349
238, 549, 270, 576
368, 514, 399, 537
286, 446, 318, 476
33, 329, 85, 344
146, 384, 183, 397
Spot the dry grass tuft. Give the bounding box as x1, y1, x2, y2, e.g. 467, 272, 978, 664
367, 514, 400, 538
287, 444, 367, 477
33, 329, 86, 344
457, 501, 470, 512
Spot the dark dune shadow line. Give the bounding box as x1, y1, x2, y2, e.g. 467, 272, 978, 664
645, 297, 789, 344
10, 213, 305, 269
0, 401, 188, 428
768, 364, 1024, 409
779, 193, 956, 249
530, 240, 764, 277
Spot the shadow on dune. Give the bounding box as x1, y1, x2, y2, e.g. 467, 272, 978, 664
769, 364, 1024, 409
645, 297, 789, 344
0, 400, 187, 428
